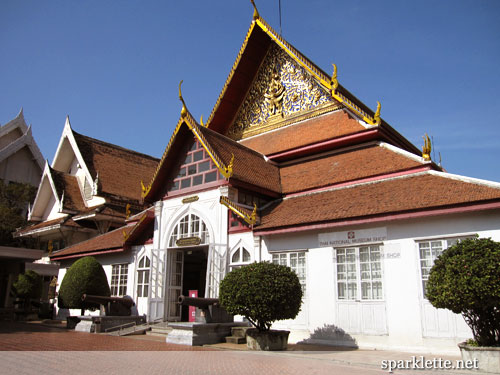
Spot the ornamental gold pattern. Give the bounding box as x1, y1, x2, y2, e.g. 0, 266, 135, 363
227, 44, 334, 139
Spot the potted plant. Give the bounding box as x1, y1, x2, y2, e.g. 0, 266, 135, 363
219, 261, 303, 350
426, 237, 500, 373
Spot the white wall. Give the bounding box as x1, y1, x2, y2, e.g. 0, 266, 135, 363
259, 210, 500, 354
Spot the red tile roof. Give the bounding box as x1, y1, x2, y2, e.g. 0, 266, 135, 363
239, 110, 366, 156
257, 172, 500, 231
280, 144, 423, 194
50, 168, 86, 212
50, 209, 154, 260
198, 126, 281, 194
50, 225, 133, 259
73, 132, 159, 203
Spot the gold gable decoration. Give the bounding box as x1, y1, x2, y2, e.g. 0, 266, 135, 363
227, 44, 337, 140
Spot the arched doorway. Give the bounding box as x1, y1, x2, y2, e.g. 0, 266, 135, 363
165, 213, 211, 321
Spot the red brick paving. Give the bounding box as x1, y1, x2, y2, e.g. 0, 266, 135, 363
0, 321, 210, 351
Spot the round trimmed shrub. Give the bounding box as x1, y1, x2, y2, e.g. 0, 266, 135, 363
426, 237, 500, 346
58, 256, 110, 311
219, 261, 303, 331
13, 270, 42, 301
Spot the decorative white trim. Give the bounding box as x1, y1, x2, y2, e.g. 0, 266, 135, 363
51, 116, 94, 184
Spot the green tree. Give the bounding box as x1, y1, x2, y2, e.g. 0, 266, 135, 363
426, 237, 500, 346
219, 262, 302, 331
0, 181, 36, 246
58, 256, 110, 314
13, 270, 43, 300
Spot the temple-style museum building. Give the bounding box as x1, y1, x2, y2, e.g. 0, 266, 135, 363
42, 6, 500, 353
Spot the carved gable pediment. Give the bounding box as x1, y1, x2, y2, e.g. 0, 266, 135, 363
226, 44, 339, 140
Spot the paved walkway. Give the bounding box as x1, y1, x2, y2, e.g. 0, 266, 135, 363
0, 321, 490, 375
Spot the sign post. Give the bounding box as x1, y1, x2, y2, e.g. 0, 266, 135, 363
188, 290, 198, 322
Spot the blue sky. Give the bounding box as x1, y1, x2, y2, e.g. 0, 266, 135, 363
1, 1, 499, 182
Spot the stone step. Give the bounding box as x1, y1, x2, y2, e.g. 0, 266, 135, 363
225, 335, 246, 344
147, 324, 173, 336
231, 326, 252, 338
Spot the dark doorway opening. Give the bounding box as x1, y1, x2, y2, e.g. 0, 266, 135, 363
181, 247, 207, 321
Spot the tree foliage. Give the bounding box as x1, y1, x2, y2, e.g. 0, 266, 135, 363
426, 237, 500, 346
219, 262, 303, 331
13, 270, 42, 300
57, 256, 110, 311
0, 181, 36, 246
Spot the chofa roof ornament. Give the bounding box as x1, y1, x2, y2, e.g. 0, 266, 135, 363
374, 101, 381, 125
250, 0, 260, 20
422, 133, 432, 161
331, 64, 339, 91
179, 80, 188, 119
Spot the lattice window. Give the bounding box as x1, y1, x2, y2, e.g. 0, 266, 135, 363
136, 256, 150, 298
169, 214, 210, 247
336, 246, 383, 301
229, 247, 252, 271
168, 140, 222, 193
111, 264, 128, 296
418, 237, 472, 298
272, 251, 306, 294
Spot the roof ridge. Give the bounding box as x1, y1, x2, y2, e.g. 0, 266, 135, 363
427, 169, 500, 189
72, 130, 159, 161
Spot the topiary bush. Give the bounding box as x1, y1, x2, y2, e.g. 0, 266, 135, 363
57, 256, 110, 313
219, 261, 303, 331
426, 237, 500, 347
13, 270, 42, 301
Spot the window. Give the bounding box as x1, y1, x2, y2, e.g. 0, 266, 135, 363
169, 214, 210, 247
272, 251, 306, 294
418, 237, 471, 298
229, 247, 251, 271
336, 245, 383, 300
168, 139, 221, 193
111, 264, 128, 296
137, 255, 150, 298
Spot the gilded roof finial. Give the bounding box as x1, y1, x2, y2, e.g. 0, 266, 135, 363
422, 133, 432, 161
179, 80, 187, 118
223, 153, 235, 178
249, 203, 257, 225
374, 101, 381, 125
200, 115, 205, 127
331, 64, 339, 91
250, 0, 260, 20
125, 203, 131, 220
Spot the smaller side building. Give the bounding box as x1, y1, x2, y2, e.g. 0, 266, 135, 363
0, 108, 44, 186
0, 109, 44, 311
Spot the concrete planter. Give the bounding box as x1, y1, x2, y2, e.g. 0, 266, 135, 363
459, 342, 500, 374
246, 329, 290, 351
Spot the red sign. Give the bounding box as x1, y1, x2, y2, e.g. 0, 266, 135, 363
188, 290, 198, 322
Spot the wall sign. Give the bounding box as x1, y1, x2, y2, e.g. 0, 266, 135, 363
319, 227, 387, 247
176, 237, 202, 247
182, 196, 199, 204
